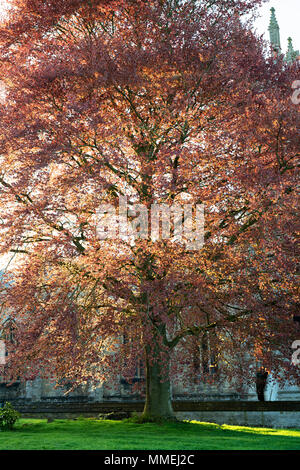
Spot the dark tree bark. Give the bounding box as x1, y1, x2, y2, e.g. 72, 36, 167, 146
142, 350, 175, 420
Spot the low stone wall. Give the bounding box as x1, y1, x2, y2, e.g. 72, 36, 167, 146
4, 401, 300, 429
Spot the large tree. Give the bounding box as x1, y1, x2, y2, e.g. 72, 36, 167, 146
0, 0, 299, 419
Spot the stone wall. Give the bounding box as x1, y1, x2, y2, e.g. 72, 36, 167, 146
1, 369, 300, 404
4, 401, 300, 429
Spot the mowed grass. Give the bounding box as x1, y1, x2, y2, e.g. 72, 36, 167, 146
0, 418, 300, 450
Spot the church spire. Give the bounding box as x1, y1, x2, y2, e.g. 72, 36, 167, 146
268, 7, 281, 53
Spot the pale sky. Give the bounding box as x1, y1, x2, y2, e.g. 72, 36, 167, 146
0, 0, 8, 19
254, 0, 300, 54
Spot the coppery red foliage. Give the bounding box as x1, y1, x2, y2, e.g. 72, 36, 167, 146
0, 0, 299, 417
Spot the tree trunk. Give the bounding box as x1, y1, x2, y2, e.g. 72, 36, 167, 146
142, 353, 176, 421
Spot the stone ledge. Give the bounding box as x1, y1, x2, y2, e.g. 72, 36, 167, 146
3, 400, 300, 415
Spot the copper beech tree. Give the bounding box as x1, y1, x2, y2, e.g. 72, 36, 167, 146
0, 0, 299, 419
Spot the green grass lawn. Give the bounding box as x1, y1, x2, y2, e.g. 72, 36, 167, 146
0, 418, 299, 450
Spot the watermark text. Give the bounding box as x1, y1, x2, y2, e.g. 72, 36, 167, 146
96, 197, 205, 251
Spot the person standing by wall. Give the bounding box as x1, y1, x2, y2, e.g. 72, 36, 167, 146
256, 367, 269, 402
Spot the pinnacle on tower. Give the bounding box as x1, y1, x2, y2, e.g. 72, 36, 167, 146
286, 37, 300, 64
268, 7, 281, 53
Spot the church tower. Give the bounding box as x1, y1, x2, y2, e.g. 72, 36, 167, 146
268, 7, 299, 63
268, 7, 281, 54
286, 37, 300, 64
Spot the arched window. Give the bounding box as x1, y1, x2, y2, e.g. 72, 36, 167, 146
1, 318, 16, 344
193, 332, 218, 382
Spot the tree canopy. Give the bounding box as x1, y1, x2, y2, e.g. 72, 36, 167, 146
0, 0, 299, 418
